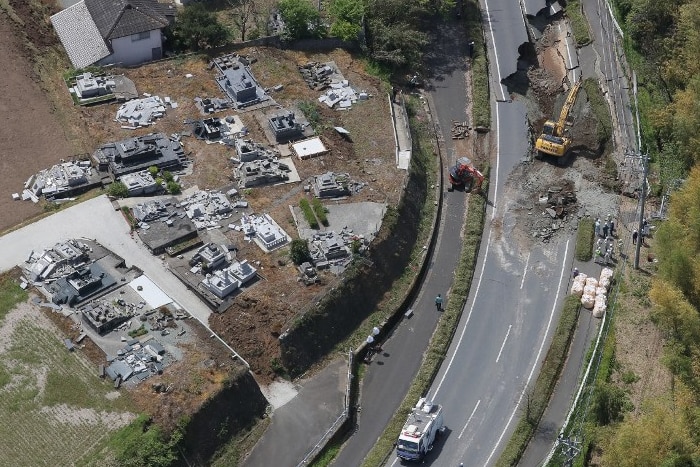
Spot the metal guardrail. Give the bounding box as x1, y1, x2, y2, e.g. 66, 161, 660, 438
297, 350, 354, 466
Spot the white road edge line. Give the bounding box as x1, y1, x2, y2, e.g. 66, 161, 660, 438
390, 456, 398, 467
495, 325, 513, 363
431, 10, 503, 397
520, 252, 530, 289
484, 239, 571, 465
458, 399, 482, 439
431, 229, 493, 399
483, 0, 506, 102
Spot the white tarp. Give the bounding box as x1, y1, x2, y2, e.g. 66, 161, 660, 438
129, 275, 172, 309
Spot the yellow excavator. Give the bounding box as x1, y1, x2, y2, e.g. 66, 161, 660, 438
535, 80, 582, 157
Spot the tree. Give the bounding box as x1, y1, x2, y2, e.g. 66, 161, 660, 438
290, 239, 311, 265
329, 0, 364, 41
278, 0, 323, 40
228, 0, 257, 41
364, 0, 430, 68
169, 4, 230, 51
108, 181, 129, 198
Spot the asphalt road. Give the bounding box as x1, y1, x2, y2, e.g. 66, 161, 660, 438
386, 1, 578, 465
331, 20, 471, 467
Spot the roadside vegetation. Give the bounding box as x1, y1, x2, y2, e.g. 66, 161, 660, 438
566, 0, 592, 46
0, 273, 27, 321
582, 78, 613, 149
464, 0, 490, 128
575, 217, 595, 261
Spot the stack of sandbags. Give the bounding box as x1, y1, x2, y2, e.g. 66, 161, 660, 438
581, 277, 598, 309
592, 268, 614, 318
570, 273, 588, 297
593, 294, 607, 318
599, 267, 614, 290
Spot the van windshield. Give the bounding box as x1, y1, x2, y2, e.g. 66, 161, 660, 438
398, 440, 419, 453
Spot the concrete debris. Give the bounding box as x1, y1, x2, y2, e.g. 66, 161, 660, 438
312, 172, 365, 198
194, 96, 233, 114
298, 61, 336, 90
23, 160, 101, 201
105, 337, 169, 386
69, 72, 138, 104
235, 157, 292, 188
234, 137, 278, 162
180, 190, 235, 230
308, 228, 369, 274
299, 61, 365, 110
451, 120, 470, 139
531, 183, 578, 241
116, 96, 166, 127
190, 116, 239, 144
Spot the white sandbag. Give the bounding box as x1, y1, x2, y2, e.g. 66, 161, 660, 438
600, 267, 614, 280
592, 304, 605, 318
585, 277, 599, 288
596, 287, 607, 297
584, 284, 597, 297
571, 281, 585, 297
599, 276, 611, 290
581, 293, 595, 309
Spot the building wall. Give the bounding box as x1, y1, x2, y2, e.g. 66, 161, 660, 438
100, 29, 163, 67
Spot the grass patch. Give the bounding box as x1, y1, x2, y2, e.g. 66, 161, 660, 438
128, 324, 148, 338
299, 100, 324, 132
575, 217, 595, 261
299, 198, 320, 229
0, 319, 135, 465
566, 0, 592, 46
496, 295, 581, 466
362, 170, 489, 467
0, 274, 28, 322
464, 0, 490, 128
582, 78, 613, 147
311, 198, 329, 227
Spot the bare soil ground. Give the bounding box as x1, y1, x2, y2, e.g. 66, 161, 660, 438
0, 6, 75, 232
503, 21, 619, 252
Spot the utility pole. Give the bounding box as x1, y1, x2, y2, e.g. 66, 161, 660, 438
634, 152, 649, 269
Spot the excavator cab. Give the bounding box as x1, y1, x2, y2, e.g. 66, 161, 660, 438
535, 80, 581, 159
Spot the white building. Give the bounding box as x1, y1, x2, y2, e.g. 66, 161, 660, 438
51, 0, 174, 69
239, 214, 291, 252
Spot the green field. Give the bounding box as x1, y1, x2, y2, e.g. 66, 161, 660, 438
0, 306, 135, 466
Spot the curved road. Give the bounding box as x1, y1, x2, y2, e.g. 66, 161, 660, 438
334, 1, 579, 466
386, 1, 576, 466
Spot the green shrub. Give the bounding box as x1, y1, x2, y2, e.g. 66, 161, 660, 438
311, 198, 329, 227
290, 239, 311, 265
166, 181, 181, 195
575, 217, 595, 261
108, 181, 129, 198
148, 166, 159, 177
109, 414, 181, 467
299, 198, 319, 229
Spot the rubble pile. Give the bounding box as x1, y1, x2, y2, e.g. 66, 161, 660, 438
298, 62, 336, 90
181, 190, 234, 229
116, 96, 169, 128
194, 97, 233, 114
531, 184, 578, 241
19, 160, 99, 202
451, 120, 470, 139
299, 61, 368, 110
235, 157, 292, 188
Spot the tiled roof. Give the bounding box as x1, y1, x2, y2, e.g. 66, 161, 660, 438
50, 1, 111, 69
84, 0, 169, 40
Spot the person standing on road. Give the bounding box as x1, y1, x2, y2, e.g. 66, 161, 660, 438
632, 230, 638, 245
435, 294, 443, 311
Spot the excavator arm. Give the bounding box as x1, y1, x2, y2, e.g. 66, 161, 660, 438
535, 80, 581, 157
